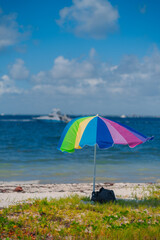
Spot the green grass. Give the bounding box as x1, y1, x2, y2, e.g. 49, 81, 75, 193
0, 186, 160, 240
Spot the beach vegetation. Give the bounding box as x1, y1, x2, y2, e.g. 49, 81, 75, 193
0, 186, 160, 239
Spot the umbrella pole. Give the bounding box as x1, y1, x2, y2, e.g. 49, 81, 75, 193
93, 144, 97, 193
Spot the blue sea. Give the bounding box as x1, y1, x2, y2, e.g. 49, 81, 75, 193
0, 115, 159, 183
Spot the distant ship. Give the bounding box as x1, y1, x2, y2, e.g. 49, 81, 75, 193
33, 109, 72, 123
120, 114, 126, 118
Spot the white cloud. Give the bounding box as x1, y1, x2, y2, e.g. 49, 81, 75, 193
89, 48, 96, 58
32, 83, 85, 95
57, 0, 119, 38
84, 77, 104, 87
0, 75, 21, 95
32, 71, 47, 83
1, 48, 160, 115
32, 54, 103, 95
0, 9, 29, 49
32, 48, 160, 101
9, 59, 29, 80
139, 5, 146, 14
51, 56, 94, 80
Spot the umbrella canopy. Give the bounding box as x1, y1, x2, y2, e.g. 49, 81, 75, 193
58, 115, 153, 194
58, 115, 153, 153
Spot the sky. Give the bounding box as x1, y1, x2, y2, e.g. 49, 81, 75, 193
0, 0, 160, 115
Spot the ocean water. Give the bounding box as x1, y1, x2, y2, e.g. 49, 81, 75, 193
0, 115, 159, 183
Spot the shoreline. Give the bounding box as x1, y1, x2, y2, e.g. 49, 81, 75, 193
0, 182, 159, 208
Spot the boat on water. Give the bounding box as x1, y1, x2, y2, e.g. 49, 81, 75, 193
120, 114, 126, 118
33, 109, 72, 123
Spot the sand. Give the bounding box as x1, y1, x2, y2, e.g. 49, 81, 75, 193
0, 182, 158, 208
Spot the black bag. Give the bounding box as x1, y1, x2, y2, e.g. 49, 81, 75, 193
91, 187, 116, 203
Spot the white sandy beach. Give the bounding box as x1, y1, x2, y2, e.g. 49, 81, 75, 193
0, 182, 158, 208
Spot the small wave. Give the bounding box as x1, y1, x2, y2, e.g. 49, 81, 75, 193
0, 119, 33, 122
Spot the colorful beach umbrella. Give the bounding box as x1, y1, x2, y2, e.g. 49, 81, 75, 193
58, 115, 153, 193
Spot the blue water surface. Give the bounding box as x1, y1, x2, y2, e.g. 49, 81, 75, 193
0, 115, 159, 183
